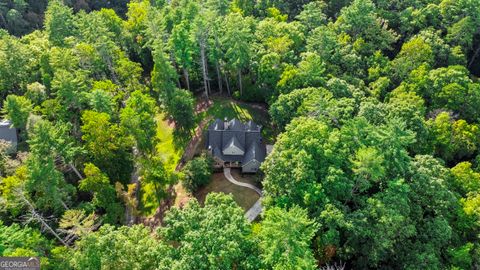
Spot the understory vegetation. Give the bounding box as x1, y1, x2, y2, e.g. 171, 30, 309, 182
0, 0, 480, 269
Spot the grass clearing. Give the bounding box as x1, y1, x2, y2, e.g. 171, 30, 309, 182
139, 114, 185, 216
198, 98, 254, 123
155, 114, 184, 171
195, 172, 260, 211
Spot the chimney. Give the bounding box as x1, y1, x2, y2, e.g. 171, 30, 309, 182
224, 117, 229, 129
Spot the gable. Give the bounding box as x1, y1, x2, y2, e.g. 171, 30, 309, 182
243, 159, 259, 167
223, 135, 245, 156
242, 159, 260, 173
223, 144, 245, 156
213, 154, 224, 163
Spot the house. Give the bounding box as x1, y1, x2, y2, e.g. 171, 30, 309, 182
0, 119, 18, 153
206, 118, 267, 173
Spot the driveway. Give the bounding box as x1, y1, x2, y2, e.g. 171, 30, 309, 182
224, 168, 263, 221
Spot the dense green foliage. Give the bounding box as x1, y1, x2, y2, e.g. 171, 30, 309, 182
257, 206, 318, 269
0, 1, 128, 36
0, 0, 480, 269
181, 154, 213, 192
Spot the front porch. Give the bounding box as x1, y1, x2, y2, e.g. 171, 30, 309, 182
223, 161, 242, 168
213, 159, 243, 169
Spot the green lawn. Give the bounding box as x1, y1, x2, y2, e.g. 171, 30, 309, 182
198, 98, 254, 123
155, 114, 184, 172
139, 114, 185, 216
195, 172, 260, 211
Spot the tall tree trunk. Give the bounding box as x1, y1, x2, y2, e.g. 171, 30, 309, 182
126, 146, 140, 226
20, 193, 68, 246
469, 45, 480, 68
60, 198, 69, 210
225, 73, 231, 96
216, 61, 223, 94
200, 45, 209, 99
213, 31, 224, 95
238, 70, 243, 96
69, 163, 83, 180
176, 77, 181, 89
206, 67, 211, 94
170, 52, 181, 89
183, 68, 190, 91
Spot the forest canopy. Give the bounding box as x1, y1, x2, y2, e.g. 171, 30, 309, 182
1, 0, 480, 269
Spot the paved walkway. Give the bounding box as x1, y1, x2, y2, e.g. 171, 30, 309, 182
245, 199, 262, 222
223, 168, 263, 221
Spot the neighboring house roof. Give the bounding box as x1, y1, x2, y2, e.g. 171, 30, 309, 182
206, 118, 266, 165
0, 119, 11, 128
0, 119, 18, 152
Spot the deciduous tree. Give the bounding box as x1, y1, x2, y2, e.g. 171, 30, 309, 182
257, 206, 318, 269
161, 193, 260, 269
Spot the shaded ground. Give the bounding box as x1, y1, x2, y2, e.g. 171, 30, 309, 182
175, 117, 212, 171
231, 169, 263, 189
224, 168, 262, 195
195, 172, 260, 211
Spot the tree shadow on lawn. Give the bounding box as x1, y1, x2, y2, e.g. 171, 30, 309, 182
172, 129, 192, 151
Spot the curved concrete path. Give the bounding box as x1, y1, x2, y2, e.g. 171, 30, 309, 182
224, 168, 263, 221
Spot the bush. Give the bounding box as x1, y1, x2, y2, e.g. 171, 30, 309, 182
181, 154, 213, 192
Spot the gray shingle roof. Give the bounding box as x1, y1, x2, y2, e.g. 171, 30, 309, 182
223, 135, 244, 154
206, 118, 266, 164
0, 119, 18, 152
246, 120, 259, 131
243, 141, 266, 164
222, 130, 246, 150
227, 118, 245, 130
209, 119, 224, 130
